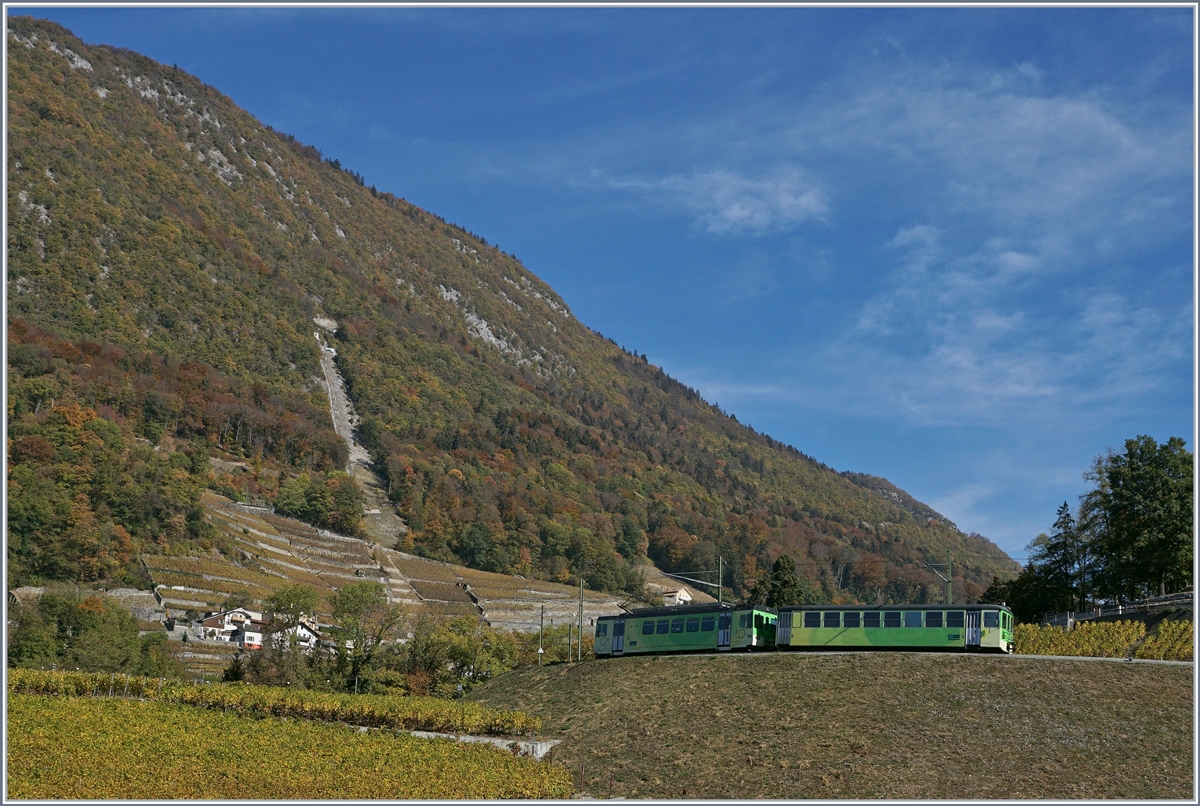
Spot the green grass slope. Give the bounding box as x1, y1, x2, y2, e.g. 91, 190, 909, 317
467, 652, 1193, 799
7, 16, 1017, 601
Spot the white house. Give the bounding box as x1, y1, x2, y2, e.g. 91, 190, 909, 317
661, 588, 693, 606
196, 607, 268, 643
269, 620, 322, 652
233, 628, 263, 650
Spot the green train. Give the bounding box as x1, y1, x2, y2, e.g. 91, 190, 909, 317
776, 604, 1015, 654
592, 603, 778, 657
594, 602, 1014, 658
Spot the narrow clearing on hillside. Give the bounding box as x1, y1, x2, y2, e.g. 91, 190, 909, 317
314, 326, 407, 548
468, 651, 1193, 799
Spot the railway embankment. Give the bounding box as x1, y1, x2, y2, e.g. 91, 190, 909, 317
467, 649, 1193, 799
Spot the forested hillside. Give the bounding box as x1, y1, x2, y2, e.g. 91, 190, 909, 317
6, 17, 1018, 602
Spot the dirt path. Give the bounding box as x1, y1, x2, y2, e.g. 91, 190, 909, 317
314, 328, 408, 548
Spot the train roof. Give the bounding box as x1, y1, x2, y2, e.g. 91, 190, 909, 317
777, 603, 1013, 612
600, 602, 777, 620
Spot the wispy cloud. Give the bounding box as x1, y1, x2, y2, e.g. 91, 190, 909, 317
607, 165, 828, 234
800, 60, 1190, 239
659, 167, 828, 234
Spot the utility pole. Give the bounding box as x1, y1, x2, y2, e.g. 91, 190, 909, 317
718, 556, 723, 605
539, 605, 545, 666
947, 551, 952, 606
568, 623, 573, 662
578, 576, 585, 662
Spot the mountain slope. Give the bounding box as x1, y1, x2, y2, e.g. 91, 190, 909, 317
6, 17, 1018, 601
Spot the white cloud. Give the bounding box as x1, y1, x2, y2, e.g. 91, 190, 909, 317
800, 62, 1190, 238
609, 165, 827, 235
661, 167, 827, 233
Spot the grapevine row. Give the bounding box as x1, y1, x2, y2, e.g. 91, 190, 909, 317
8, 669, 541, 735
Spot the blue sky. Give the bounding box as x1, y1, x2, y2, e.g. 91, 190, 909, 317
16, 6, 1195, 562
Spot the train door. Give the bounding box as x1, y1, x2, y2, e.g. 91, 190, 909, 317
965, 610, 981, 647
777, 611, 792, 647
717, 611, 732, 651
612, 619, 625, 656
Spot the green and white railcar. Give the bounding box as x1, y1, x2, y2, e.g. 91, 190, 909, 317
776, 604, 1015, 654
594, 603, 777, 658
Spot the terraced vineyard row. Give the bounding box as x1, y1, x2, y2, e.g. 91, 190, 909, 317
139, 493, 627, 635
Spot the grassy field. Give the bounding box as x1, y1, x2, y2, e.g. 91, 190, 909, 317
6, 694, 572, 799
467, 651, 1193, 799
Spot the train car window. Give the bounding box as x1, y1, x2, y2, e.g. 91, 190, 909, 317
863, 612, 881, 628
642, 621, 655, 635
671, 619, 685, 633
686, 618, 700, 632
657, 620, 669, 634
844, 612, 861, 628
926, 611, 943, 628
884, 612, 901, 628
904, 611, 922, 628
946, 611, 965, 628
740, 614, 751, 628
804, 612, 821, 628
701, 617, 715, 632
983, 611, 1000, 628
823, 611, 840, 628
597, 623, 608, 637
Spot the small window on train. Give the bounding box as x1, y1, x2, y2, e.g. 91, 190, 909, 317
597, 623, 608, 637
983, 611, 999, 628
701, 617, 715, 632
946, 611, 965, 628
804, 612, 821, 628
642, 621, 655, 635
686, 618, 700, 632
904, 611, 922, 628
926, 611, 943, 628
671, 619, 685, 633
740, 614, 751, 629
657, 620, 669, 634
863, 612, 881, 628
884, 612, 901, 628
843, 612, 861, 628
823, 611, 840, 628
